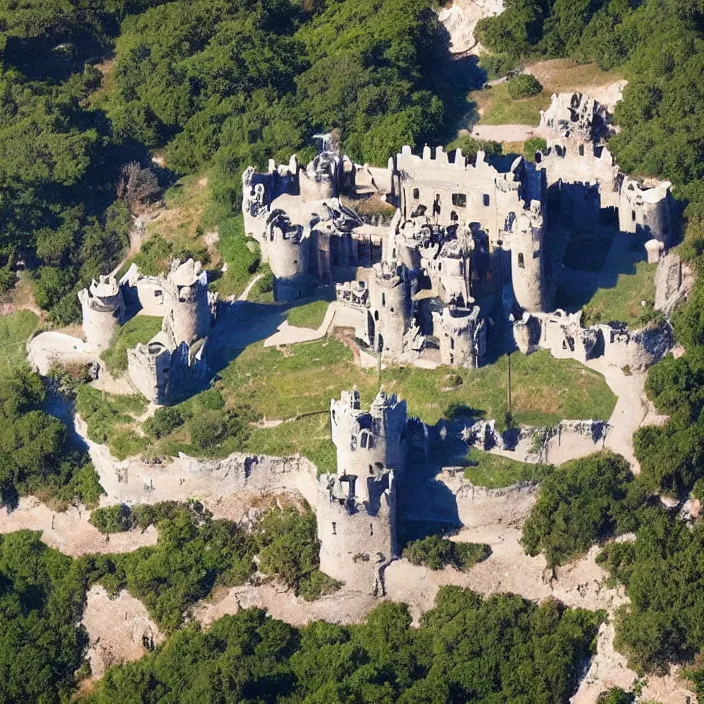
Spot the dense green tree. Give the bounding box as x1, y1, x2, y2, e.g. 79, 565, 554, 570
522, 452, 650, 566
85, 587, 601, 704
0, 531, 87, 703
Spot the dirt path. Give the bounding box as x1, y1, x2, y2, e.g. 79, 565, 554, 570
237, 273, 264, 302
587, 361, 648, 472
0, 497, 157, 557
264, 302, 335, 347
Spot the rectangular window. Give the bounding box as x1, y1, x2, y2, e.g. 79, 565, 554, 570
452, 193, 467, 208
412, 188, 420, 199
483, 194, 490, 207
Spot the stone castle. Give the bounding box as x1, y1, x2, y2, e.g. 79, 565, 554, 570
78, 258, 217, 404
74, 92, 676, 407
242, 92, 674, 371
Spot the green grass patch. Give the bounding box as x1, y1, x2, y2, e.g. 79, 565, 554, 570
219, 341, 614, 426
582, 261, 657, 327
0, 311, 39, 370
75, 385, 149, 460
210, 214, 261, 298
470, 81, 551, 126
245, 415, 337, 474
246, 266, 275, 303
463, 448, 551, 489
101, 315, 163, 375
118, 338, 615, 468
218, 338, 379, 420
380, 350, 616, 427
286, 301, 330, 330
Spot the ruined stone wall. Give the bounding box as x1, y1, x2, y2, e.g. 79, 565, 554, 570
242, 157, 300, 243
180, 452, 319, 507
134, 278, 167, 316
127, 342, 171, 404
394, 146, 528, 245
655, 251, 685, 313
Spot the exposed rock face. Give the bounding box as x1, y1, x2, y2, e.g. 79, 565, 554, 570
655, 251, 688, 314
436, 0, 505, 55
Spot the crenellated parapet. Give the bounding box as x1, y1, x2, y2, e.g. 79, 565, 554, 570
78, 275, 125, 351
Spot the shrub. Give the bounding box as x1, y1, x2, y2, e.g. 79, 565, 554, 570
144, 407, 184, 439
403, 534, 490, 571
188, 410, 228, 449
90, 504, 135, 534
254, 506, 340, 599
522, 452, 650, 566
523, 137, 547, 162
508, 74, 543, 99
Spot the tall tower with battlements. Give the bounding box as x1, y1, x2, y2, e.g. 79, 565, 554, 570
317, 388, 407, 594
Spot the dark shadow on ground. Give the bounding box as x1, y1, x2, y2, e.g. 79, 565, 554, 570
552, 232, 649, 317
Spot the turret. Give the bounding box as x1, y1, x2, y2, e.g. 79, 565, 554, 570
367, 261, 412, 355
432, 305, 485, 368
163, 259, 210, 346
619, 177, 673, 245
330, 388, 407, 498
318, 389, 407, 594
78, 275, 125, 350
506, 201, 546, 313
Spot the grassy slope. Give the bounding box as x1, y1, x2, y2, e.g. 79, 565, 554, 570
0, 311, 39, 371
463, 448, 551, 489
219, 339, 616, 427
582, 261, 657, 326
286, 301, 330, 330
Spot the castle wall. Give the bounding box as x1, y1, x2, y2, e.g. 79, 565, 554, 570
394, 146, 529, 245
134, 278, 167, 316
127, 341, 171, 404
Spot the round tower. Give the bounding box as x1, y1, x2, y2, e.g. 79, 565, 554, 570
330, 388, 407, 498
165, 259, 210, 346
619, 178, 673, 245
433, 305, 485, 368
368, 262, 412, 356
508, 202, 546, 313
78, 275, 125, 350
